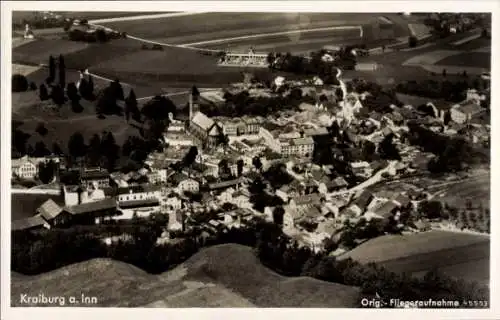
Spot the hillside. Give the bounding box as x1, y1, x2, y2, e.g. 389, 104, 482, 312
11, 244, 361, 307
338, 230, 490, 285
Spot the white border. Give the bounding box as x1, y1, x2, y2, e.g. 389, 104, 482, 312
1, 1, 499, 320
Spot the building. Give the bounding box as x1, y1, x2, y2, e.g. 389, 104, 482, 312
347, 190, 374, 217
168, 211, 184, 232
281, 137, 315, 158
208, 178, 244, 192
169, 172, 200, 194
36, 199, 70, 227
63, 185, 106, 207
116, 198, 160, 220
12, 156, 38, 179
80, 168, 110, 189
64, 198, 118, 224
450, 102, 484, 124
117, 185, 161, 203
12, 216, 50, 232
163, 132, 195, 147
189, 111, 224, 148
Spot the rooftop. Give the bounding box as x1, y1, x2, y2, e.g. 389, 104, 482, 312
191, 111, 215, 131
12, 216, 48, 231
64, 198, 117, 215
37, 199, 63, 220
118, 198, 160, 209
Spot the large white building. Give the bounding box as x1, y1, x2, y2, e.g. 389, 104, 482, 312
259, 128, 315, 158
12, 156, 38, 179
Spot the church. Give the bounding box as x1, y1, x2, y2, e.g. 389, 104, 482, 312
187, 89, 223, 149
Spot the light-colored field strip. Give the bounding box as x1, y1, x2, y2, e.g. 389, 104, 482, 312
12, 63, 41, 76
179, 25, 363, 47
402, 50, 458, 66
88, 12, 208, 24
472, 46, 491, 53
137, 88, 221, 101
451, 33, 481, 46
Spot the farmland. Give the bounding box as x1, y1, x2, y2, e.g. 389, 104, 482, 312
339, 230, 490, 284
436, 51, 491, 68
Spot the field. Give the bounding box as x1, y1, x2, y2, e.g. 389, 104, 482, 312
11, 244, 361, 307
339, 230, 490, 284
12, 90, 142, 157
436, 52, 491, 69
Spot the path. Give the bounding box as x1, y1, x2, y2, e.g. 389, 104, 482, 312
11, 188, 61, 195
88, 12, 208, 24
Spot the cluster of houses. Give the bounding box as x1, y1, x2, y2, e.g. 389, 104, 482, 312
12, 75, 490, 253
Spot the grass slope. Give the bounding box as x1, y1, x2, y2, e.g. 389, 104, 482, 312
339, 230, 490, 284
11, 244, 360, 307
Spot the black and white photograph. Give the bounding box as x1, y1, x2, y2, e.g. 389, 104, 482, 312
1, 0, 498, 317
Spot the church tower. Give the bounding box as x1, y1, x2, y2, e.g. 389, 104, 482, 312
189, 85, 200, 121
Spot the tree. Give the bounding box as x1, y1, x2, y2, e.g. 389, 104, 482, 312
442, 68, 447, 77
35, 123, 48, 136
252, 156, 263, 172
12, 74, 29, 92
182, 146, 198, 168
110, 79, 125, 101
68, 132, 86, 159
38, 160, 56, 184
87, 134, 101, 166
95, 29, 108, 42
39, 84, 50, 101
58, 54, 66, 88
52, 142, 63, 156
125, 89, 139, 122
66, 82, 79, 102
237, 159, 244, 177
47, 55, 56, 84
379, 133, 401, 160
78, 78, 89, 99
51, 85, 65, 106
142, 95, 176, 120
96, 87, 118, 116
30, 82, 38, 91
88, 75, 94, 95
361, 140, 377, 162
266, 52, 275, 66
272, 206, 285, 226
100, 131, 120, 171
408, 35, 417, 48
443, 110, 452, 125
419, 200, 443, 219
33, 141, 51, 157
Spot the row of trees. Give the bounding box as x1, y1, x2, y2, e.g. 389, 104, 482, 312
11, 219, 489, 304
407, 122, 482, 173
395, 79, 486, 103
267, 48, 357, 76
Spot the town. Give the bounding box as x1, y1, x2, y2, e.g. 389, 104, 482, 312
9, 10, 491, 308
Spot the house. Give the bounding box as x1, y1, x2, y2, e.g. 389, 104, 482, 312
289, 193, 322, 208
208, 178, 243, 192
65, 197, 118, 224
36, 199, 70, 227
450, 102, 484, 124
230, 189, 251, 208
370, 200, 399, 220
169, 172, 200, 193
117, 185, 161, 203
63, 185, 106, 207
347, 190, 373, 217
168, 211, 184, 232
80, 168, 110, 189
393, 193, 411, 209
161, 192, 183, 213
350, 161, 373, 178
426, 101, 451, 122
117, 198, 161, 220
12, 156, 38, 179
188, 111, 223, 148
12, 216, 50, 232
